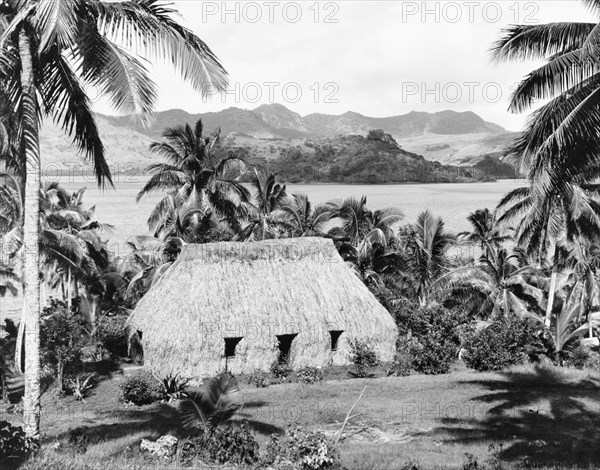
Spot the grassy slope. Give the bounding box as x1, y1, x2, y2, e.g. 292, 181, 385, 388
7, 363, 600, 470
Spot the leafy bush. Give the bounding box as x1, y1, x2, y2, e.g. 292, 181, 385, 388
348, 339, 379, 378
564, 343, 591, 369
247, 371, 270, 388
408, 336, 457, 375
120, 371, 159, 405
158, 373, 190, 402
178, 422, 259, 466
95, 315, 128, 358
40, 299, 87, 392
204, 422, 259, 465
271, 361, 293, 381
296, 366, 324, 385
0, 420, 37, 465
462, 317, 539, 372
0, 319, 18, 401
263, 426, 342, 470
393, 302, 467, 375
582, 350, 600, 371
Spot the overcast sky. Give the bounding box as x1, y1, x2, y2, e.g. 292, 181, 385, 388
95, 1, 597, 132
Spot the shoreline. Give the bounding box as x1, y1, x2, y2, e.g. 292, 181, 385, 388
43, 173, 523, 187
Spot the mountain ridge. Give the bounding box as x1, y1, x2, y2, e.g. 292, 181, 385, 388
98, 103, 518, 165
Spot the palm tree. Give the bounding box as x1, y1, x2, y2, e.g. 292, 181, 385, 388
239, 169, 288, 241
0, 0, 227, 439
328, 196, 404, 246
490, 4, 600, 185
138, 120, 249, 237
272, 193, 333, 238
436, 248, 544, 319
120, 235, 176, 306
458, 208, 510, 258
179, 373, 241, 436
496, 176, 600, 326
2, 178, 113, 310
404, 210, 456, 306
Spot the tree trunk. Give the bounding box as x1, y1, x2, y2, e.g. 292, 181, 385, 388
57, 361, 64, 393
40, 281, 46, 307
17, 29, 42, 440
89, 295, 98, 335
545, 269, 557, 328
67, 268, 72, 310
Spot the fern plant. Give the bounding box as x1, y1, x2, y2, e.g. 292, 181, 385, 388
179, 373, 241, 436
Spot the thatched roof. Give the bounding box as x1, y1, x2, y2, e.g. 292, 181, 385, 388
128, 237, 397, 379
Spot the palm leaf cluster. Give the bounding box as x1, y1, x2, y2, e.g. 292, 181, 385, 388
0, 0, 228, 186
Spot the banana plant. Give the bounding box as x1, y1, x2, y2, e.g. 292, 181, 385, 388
524, 280, 594, 364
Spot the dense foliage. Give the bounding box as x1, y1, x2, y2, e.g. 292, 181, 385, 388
40, 299, 87, 392
230, 133, 507, 184
462, 317, 541, 371
0, 420, 37, 466
263, 426, 343, 470
348, 338, 379, 378
296, 366, 324, 385
120, 372, 159, 406
394, 302, 468, 375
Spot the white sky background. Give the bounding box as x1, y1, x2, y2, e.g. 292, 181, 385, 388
94, 1, 598, 132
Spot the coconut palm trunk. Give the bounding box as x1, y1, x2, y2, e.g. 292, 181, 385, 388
17, 29, 42, 440
545, 244, 559, 328
545, 270, 558, 328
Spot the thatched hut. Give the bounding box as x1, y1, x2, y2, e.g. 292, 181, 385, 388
127, 237, 397, 379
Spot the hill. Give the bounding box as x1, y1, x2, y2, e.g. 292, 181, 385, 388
101, 104, 519, 166
230, 131, 497, 184
37, 104, 518, 181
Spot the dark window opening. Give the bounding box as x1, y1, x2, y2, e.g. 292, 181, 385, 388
330, 331, 343, 352
225, 337, 243, 358
277, 334, 297, 365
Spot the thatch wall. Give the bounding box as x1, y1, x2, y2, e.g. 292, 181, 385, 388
127, 237, 397, 379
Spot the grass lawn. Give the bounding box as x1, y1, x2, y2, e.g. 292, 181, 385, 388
3, 362, 600, 469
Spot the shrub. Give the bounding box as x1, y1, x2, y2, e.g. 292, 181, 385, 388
271, 361, 293, 381
564, 343, 591, 369
120, 371, 159, 405
393, 302, 467, 375
462, 317, 539, 372
247, 371, 270, 388
158, 373, 190, 402
263, 426, 342, 470
178, 422, 259, 466
95, 315, 128, 358
296, 366, 324, 385
0, 420, 37, 466
40, 299, 87, 392
348, 339, 379, 378
408, 336, 456, 375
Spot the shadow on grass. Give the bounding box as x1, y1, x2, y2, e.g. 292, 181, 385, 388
435, 365, 600, 467
49, 399, 284, 453
52, 403, 181, 446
